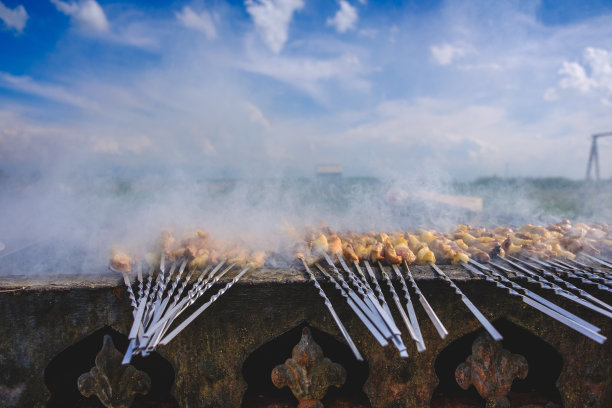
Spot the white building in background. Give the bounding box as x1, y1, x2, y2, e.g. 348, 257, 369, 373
316, 164, 342, 186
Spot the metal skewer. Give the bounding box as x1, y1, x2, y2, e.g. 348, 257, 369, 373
144, 261, 231, 337
335, 256, 392, 328
141, 263, 234, 354
361, 261, 393, 317
337, 256, 407, 356
301, 259, 363, 361
569, 258, 612, 281
111, 266, 138, 312
376, 262, 421, 346
142, 258, 174, 328
142, 266, 198, 354
159, 267, 251, 345
138, 265, 211, 355
509, 256, 612, 313
499, 257, 612, 319
430, 263, 502, 341
149, 260, 188, 328
465, 261, 606, 344
391, 264, 425, 351
487, 262, 602, 333
315, 263, 389, 347
123, 264, 155, 364
403, 261, 448, 339
321, 253, 394, 344
136, 262, 144, 302
580, 253, 612, 270
558, 259, 612, 286
530, 257, 612, 293
140, 260, 188, 350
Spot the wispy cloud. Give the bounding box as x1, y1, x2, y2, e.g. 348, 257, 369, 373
245, 0, 304, 54
327, 0, 358, 34
0, 1, 28, 33
50, 0, 109, 33
430, 43, 473, 66
241, 49, 370, 102
175, 5, 216, 40
0, 72, 100, 111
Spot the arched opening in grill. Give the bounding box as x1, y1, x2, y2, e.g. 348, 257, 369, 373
44, 326, 178, 408
430, 318, 563, 407
241, 322, 371, 407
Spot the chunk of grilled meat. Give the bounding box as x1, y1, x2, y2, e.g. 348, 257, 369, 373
110, 250, 133, 274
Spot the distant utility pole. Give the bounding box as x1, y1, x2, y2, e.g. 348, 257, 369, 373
585, 131, 612, 185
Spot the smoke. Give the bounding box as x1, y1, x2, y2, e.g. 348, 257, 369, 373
2, 1, 612, 275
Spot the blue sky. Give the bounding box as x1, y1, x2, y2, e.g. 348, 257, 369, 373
2, 0, 612, 180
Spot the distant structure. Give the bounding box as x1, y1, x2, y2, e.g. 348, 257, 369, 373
586, 131, 612, 184
317, 164, 342, 186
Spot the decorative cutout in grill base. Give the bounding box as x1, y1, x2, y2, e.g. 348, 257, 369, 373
271, 327, 346, 408
78, 335, 151, 408
455, 332, 528, 408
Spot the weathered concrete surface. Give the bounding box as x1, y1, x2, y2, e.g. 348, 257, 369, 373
0, 266, 611, 408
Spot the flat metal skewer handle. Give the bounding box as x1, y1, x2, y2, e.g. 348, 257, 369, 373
377, 263, 421, 347
509, 256, 612, 313
539, 258, 612, 292
430, 263, 502, 341
404, 261, 448, 339
392, 264, 425, 351
321, 254, 393, 344
338, 257, 407, 356
159, 267, 251, 345
581, 253, 612, 270
301, 259, 363, 361
466, 262, 606, 343
315, 263, 389, 347
499, 257, 612, 320
486, 263, 602, 333
362, 261, 393, 317
145, 263, 233, 337
337, 256, 403, 339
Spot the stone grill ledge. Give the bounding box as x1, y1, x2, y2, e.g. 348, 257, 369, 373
1, 266, 611, 407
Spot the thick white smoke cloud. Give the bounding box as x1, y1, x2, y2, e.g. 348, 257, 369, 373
2, 1, 612, 275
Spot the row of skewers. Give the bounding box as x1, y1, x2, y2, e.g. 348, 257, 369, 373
294, 221, 612, 359
110, 230, 267, 363
110, 220, 612, 363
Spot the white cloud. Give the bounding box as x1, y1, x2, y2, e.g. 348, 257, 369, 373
245, 0, 304, 54
558, 61, 596, 93
558, 47, 612, 95
51, 0, 109, 33
430, 43, 471, 66
175, 6, 216, 40
584, 47, 612, 92
327, 0, 358, 34
0, 1, 28, 33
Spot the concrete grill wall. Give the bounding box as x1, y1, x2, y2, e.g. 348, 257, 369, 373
0, 266, 611, 407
